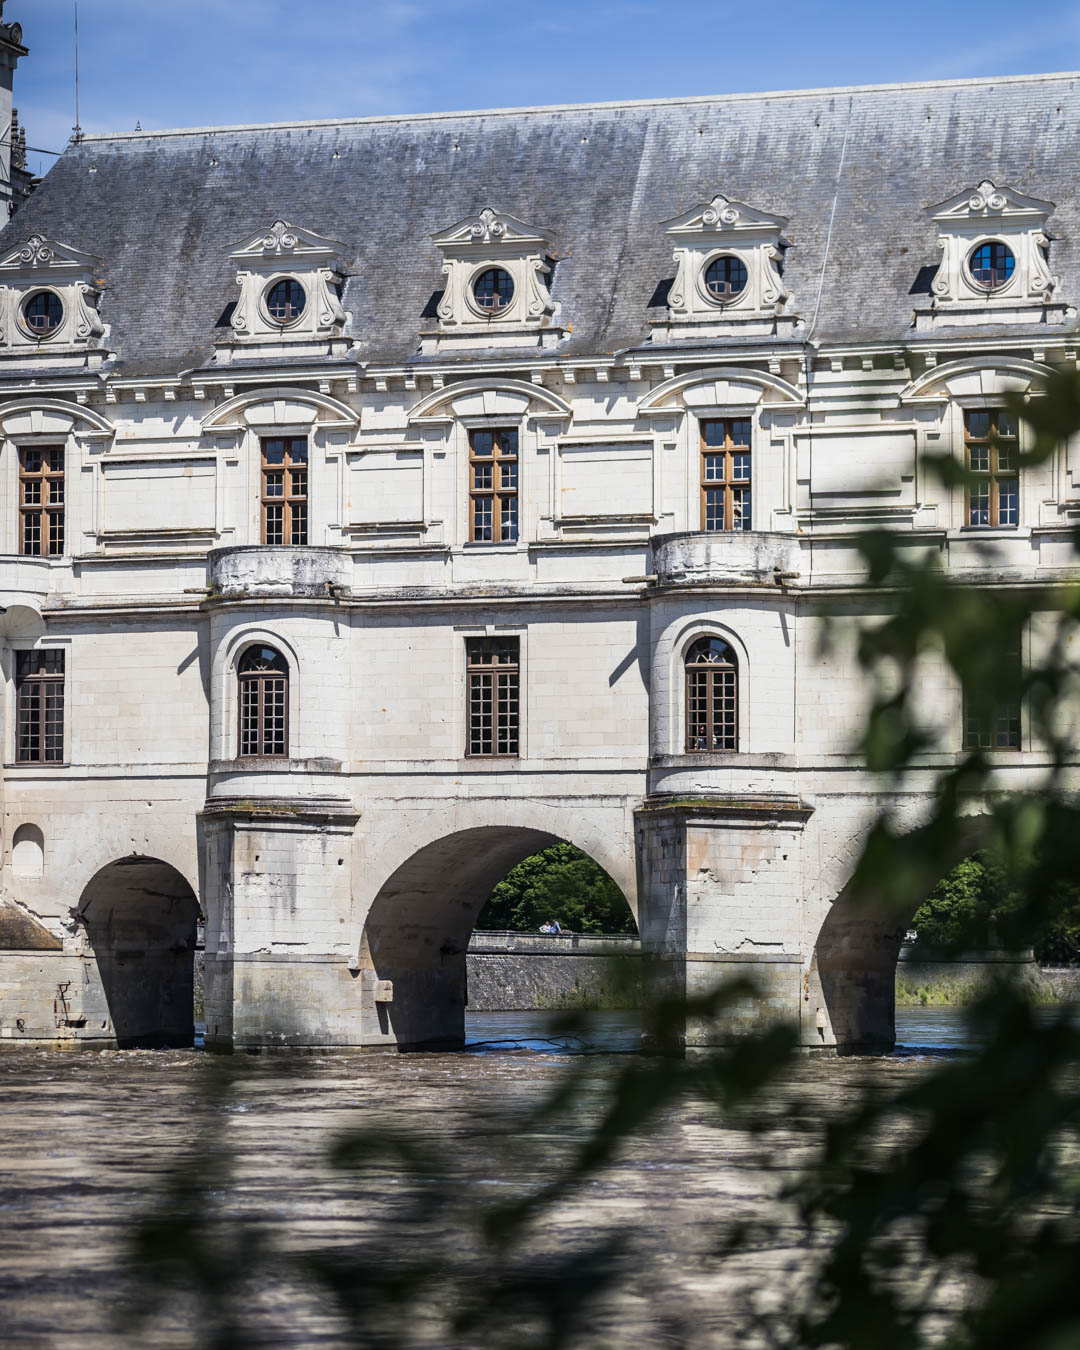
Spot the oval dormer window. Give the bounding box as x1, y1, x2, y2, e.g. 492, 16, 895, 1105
23, 290, 64, 338
704, 255, 748, 302
969, 241, 1015, 291
472, 267, 514, 314
265, 278, 306, 324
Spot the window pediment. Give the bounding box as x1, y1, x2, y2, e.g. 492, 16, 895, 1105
654, 193, 797, 341
0, 234, 105, 358
224, 219, 349, 354
425, 207, 562, 352
916, 179, 1066, 329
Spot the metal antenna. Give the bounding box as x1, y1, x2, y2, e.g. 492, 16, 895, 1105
71, 1, 82, 143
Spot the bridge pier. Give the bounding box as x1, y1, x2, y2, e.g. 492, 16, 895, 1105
635, 796, 829, 1052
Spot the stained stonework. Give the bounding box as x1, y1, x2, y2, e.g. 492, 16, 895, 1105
0, 73, 1079, 1053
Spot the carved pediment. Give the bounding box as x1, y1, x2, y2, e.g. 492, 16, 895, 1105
0, 233, 103, 279
432, 206, 555, 253
662, 193, 789, 239
229, 218, 346, 267
927, 179, 1055, 227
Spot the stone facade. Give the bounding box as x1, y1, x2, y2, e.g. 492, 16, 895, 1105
0, 73, 1078, 1052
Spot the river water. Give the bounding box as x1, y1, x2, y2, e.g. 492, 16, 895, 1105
0, 1006, 1000, 1348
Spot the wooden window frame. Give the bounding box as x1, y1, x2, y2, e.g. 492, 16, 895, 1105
700, 419, 752, 533
261, 437, 308, 546
684, 637, 738, 753
468, 427, 519, 544
15, 649, 65, 764
18, 445, 65, 557
465, 636, 520, 757
964, 634, 1022, 752
964, 409, 1019, 528
237, 647, 289, 758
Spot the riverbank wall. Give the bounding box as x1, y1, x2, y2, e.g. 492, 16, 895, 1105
465, 935, 1076, 1011
466, 932, 641, 1011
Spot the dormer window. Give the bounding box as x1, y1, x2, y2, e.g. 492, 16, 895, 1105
655, 192, 797, 341
426, 207, 562, 352
473, 267, 514, 314
22, 290, 64, 338
704, 255, 748, 302
0, 234, 105, 364
265, 278, 306, 324
917, 180, 1063, 330
969, 241, 1015, 291
225, 219, 348, 353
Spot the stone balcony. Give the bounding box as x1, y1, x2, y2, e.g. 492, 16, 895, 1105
207, 546, 351, 601
0, 554, 54, 638
650, 530, 802, 588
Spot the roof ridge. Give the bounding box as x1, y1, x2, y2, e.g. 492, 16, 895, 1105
73, 69, 1080, 144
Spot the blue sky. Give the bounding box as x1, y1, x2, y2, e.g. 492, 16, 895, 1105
14, 0, 1080, 177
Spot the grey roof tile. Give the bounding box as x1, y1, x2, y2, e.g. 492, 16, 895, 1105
7, 74, 1080, 378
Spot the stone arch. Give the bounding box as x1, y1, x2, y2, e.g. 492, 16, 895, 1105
635, 365, 803, 416
358, 811, 636, 1049
812, 814, 992, 1053
200, 386, 358, 432
899, 355, 1052, 404
0, 398, 115, 436
76, 856, 201, 1048
406, 378, 572, 423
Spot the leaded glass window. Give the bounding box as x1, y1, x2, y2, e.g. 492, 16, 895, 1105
238, 645, 289, 758
965, 409, 1018, 528
19, 446, 64, 556
964, 633, 1022, 751
16, 649, 65, 764
469, 428, 518, 543
701, 419, 752, 532
261, 438, 308, 545
466, 637, 519, 757
685, 637, 738, 753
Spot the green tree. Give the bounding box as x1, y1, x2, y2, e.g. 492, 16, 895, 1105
475, 843, 637, 934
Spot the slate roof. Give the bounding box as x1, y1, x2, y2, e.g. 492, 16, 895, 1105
6, 72, 1080, 379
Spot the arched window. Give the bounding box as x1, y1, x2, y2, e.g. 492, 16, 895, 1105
685, 637, 738, 752
238, 645, 289, 757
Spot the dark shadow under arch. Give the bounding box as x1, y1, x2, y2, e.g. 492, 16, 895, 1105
77, 856, 200, 1048
361, 825, 632, 1050
814, 816, 991, 1053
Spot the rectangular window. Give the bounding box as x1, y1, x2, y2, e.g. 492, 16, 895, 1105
965, 409, 1019, 528
15, 649, 65, 764
469, 428, 518, 543
466, 636, 519, 757
261, 437, 308, 546
19, 446, 64, 557
964, 634, 1022, 751
701, 419, 752, 532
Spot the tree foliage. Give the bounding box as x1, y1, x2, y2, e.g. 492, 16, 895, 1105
475, 843, 637, 934
914, 850, 1080, 962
